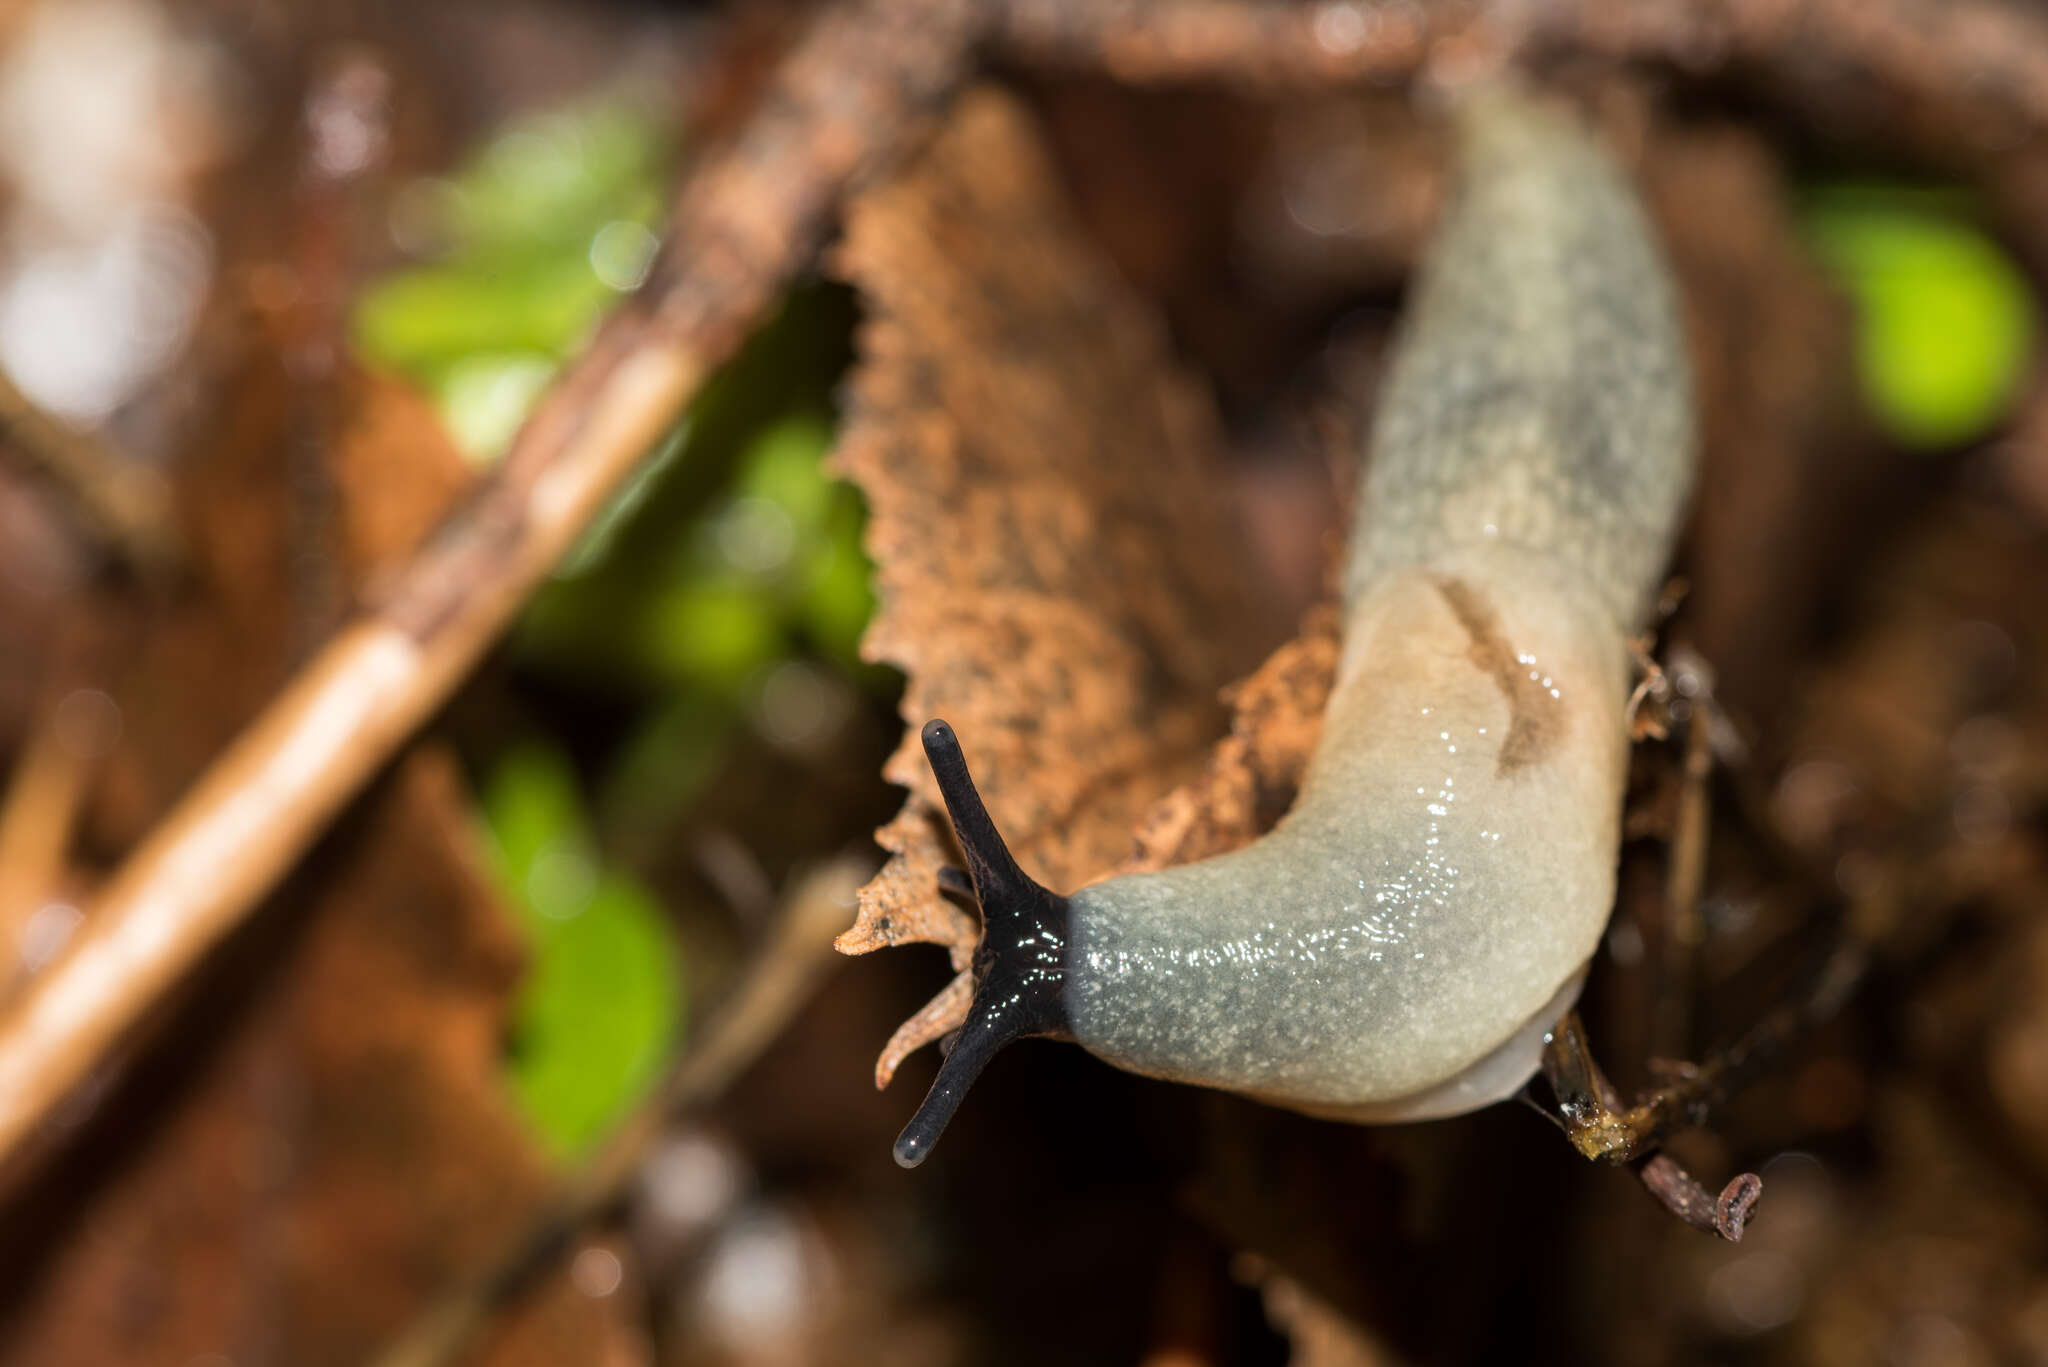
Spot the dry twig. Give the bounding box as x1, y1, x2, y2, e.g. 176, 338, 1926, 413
1636, 1154, 1763, 1242
1653, 681, 1715, 1056
1535, 936, 1867, 1212
994, 0, 2048, 157
0, 367, 179, 577
0, 693, 111, 989
994, 0, 1473, 90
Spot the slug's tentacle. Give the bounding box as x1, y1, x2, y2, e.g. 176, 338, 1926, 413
894, 720, 1073, 1168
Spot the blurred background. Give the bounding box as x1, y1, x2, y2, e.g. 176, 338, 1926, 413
0, 0, 2045, 1364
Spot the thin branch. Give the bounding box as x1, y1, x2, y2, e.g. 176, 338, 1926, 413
370, 854, 872, 1367
0, 0, 984, 1171
1654, 685, 1714, 1057
0, 367, 179, 577
1528, 925, 1867, 1246
1636, 1154, 1763, 1242
994, 0, 2048, 161
1541, 931, 1869, 1169
1532, 670, 2029, 1239
993, 0, 1471, 91
0, 695, 106, 987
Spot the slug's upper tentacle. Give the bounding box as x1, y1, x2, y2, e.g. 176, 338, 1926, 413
894, 720, 1073, 1168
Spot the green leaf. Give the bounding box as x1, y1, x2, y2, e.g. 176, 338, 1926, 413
351, 250, 613, 376
444, 104, 662, 253
502, 293, 863, 696
639, 577, 785, 689
503, 871, 678, 1158
351, 95, 671, 462
479, 744, 587, 895
478, 744, 683, 1159
1803, 185, 2034, 449
437, 353, 560, 464
734, 414, 838, 533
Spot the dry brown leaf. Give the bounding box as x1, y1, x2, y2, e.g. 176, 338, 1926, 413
0, 752, 642, 1367
869, 955, 976, 1090
1124, 602, 1339, 875
335, 367, 486, 587
0, 330, 640, 1365
828, 86, 1282, 1070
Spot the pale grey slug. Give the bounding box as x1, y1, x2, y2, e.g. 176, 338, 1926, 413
893, 86, 1694, 1167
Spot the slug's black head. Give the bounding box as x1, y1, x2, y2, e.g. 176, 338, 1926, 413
894, 719, 1072, 1168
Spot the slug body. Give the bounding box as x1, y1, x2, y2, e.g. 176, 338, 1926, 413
895, 89, 1694, 1167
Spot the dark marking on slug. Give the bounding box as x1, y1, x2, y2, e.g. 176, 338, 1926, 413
1431, 575, 1566, 774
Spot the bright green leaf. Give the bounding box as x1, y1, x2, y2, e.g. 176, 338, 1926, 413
503, 871, 678, 1158
479, 743, 587, 892
438, 353, 559, 463
352, 95, 670, 463
478, 744, 683, 1159
352, 251, 612, 376
1803, 185, 2033, 449
446, 104, 662, 252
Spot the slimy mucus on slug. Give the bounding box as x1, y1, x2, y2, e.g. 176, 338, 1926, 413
888, 88, 1695, 1169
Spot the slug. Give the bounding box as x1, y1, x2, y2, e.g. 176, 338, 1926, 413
891, 86, 1694, 1168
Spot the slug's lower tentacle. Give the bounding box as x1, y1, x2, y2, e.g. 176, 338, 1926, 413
895, 720, 1073, 1167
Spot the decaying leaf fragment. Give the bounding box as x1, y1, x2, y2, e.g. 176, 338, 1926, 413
827, 86, 1286, 1082
0, 352, 641, 1366
1123, 602, 1339, 875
